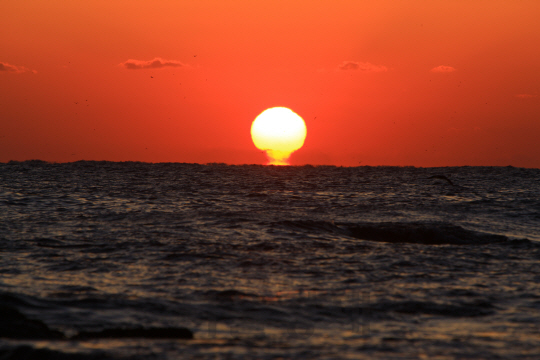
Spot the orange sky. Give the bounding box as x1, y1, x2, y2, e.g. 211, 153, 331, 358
1, 0, 539, 167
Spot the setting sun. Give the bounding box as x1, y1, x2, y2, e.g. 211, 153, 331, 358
251, 107, 307, 165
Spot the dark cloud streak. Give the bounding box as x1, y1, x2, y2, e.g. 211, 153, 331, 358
0, 62, 36, 73
430, 65, 456, 73
338, 61, 388, 72
120, 58, 186, 70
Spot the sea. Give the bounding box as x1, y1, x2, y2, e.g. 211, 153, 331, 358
1, 160, 539, 359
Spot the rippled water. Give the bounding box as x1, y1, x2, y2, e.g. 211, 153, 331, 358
1, 161, 539, 359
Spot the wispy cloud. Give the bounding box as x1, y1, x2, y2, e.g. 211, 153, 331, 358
0, 62, 36, 74
430, 65, 456, 73
338, 61, 388, 72
120, 57, 186, 70
515, 94, 537, 99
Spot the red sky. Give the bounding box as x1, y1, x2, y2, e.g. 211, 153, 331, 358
1, 0, 539, 167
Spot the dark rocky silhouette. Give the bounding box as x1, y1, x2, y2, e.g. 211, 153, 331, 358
428, 175, 454, 185
0, 305, 65, 339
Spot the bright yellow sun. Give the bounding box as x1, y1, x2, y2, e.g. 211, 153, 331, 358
251, 107, 307, 165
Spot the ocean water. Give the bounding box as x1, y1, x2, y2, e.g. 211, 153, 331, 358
1, 161, 539, 359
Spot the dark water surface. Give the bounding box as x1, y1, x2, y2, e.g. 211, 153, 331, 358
1, 161, 539, 359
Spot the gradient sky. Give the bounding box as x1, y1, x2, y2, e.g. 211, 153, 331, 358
2, 0, 539, 167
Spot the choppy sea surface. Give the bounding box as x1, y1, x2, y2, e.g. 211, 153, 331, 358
1, 161, 539, 359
